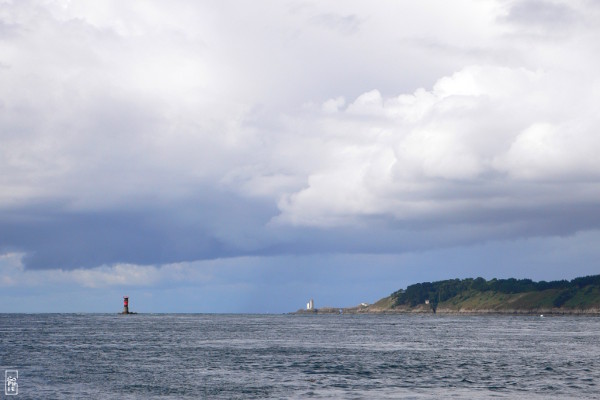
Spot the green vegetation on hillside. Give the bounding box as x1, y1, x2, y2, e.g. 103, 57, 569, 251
390, 275, 600, 312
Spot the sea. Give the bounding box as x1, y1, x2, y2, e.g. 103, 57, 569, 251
1, 313, 598, 399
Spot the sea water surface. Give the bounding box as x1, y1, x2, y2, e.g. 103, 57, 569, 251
1, 313, 598, 399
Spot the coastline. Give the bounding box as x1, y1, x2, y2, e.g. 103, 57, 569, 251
293, 275, 600, 316
292, 306, 600, 316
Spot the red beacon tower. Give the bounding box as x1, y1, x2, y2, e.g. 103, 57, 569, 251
123, 296, 129, 314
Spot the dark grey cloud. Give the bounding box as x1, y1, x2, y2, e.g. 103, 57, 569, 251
502, 0, 580, 29
3, 187, 600, 271
0, 192, 276, 269
510, 0, 576, 23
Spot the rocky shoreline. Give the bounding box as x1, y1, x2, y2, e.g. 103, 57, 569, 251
292, 305, 600, 315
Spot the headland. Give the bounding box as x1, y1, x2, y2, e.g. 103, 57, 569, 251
293, 275, 600, 315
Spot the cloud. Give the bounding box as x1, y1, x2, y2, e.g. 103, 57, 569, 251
275, 64, 600, 229
0, 252, 212, 289
502, 0, 580, 30
0, 192, 280, 269
1, 0, 600, 276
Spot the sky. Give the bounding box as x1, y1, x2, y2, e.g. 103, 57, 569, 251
1, 0, 600, 313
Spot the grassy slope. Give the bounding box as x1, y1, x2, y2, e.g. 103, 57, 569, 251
371, 285, 600, 313
438, 289, 561, 311
564, 285, 600, 309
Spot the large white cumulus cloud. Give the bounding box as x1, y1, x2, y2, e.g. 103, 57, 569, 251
275, 64, 600, 226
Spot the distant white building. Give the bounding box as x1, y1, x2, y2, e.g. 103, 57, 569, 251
306, 298, 314, 310
425, 299, 430, 305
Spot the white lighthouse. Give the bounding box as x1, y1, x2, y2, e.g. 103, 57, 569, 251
306, 298, 314, 310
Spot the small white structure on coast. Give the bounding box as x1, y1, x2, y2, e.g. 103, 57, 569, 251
425, 299, 430, 305
306, 298, 314, 310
